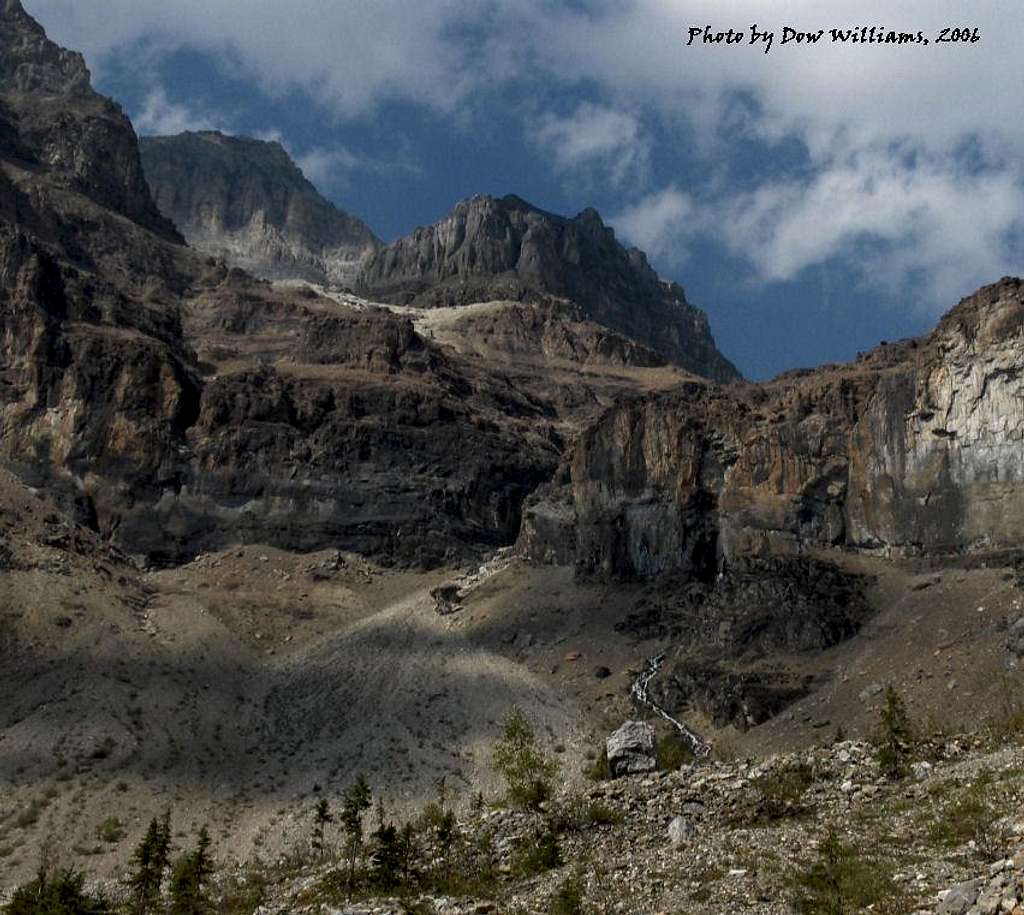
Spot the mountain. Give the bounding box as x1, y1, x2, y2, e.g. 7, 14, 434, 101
522, 276, 1024, 580
140, 131, 381, 285
355, 193, 740, 381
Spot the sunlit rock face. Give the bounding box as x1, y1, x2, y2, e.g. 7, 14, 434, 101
558, 278, 1024, 579
140, 131, 381, 286
356, 193, 740, 382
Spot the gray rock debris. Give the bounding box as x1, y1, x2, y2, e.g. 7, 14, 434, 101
607, 720, 658, 778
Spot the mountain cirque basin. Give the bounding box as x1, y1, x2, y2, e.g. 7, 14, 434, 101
2, 0, 1024, 911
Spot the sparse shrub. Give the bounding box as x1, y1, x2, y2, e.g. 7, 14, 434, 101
96, 817, 124, 844
493, 707, 559, 809
548, 868, 586, 915
14, 799, 45, 830
742, 761, 815, 825
925, 769, 1002, 860
657, 732, 695, 772
511, 826, 562, 877
5, 868, 110, 915
987, 675, 1024, 743
550, 795, 622, 832
790, 831, 905, 915
584, 746, 609, 781
875, 686, 914, 780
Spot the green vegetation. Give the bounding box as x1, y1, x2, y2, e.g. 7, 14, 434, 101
127, 811, 171, 915
875, 686, 914, 780
168, 826, 214, 915
923, 769, 1002, 860
548, 869, 586, 915
511, 826, 562, 877
4, 868, 110, 915
493, 706, 559, 809
741, 760, 816, 825
340, 775, 372, 894
310, 798, 333, 860
790, 831, 907, 915
96, 818, 125, 845
656, 732, 695, 772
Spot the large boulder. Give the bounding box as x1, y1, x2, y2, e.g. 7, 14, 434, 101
606, 720, 657, 777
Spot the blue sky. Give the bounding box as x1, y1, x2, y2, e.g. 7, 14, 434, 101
24, 0, 1024, 379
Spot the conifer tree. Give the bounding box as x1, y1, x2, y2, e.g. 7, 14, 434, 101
876, 685, 914, 780
128, 817, 167, 914
493, 706, 559, 808
311, 798, 333, 860
168, 826, 213, 915
340, 775, 372, 894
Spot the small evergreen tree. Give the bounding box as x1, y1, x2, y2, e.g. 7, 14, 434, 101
876, 686, 913, 780
310, 798, 333, 860
128, 817, 168, 914
340, 775, 372, 894
493, 706, 559, 808
168, 826, 213, 915
5, 868, 110, 915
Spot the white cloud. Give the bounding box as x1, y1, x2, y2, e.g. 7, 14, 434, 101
25, 0, 486, 119
23, 0, 1024, 308
133, 88, 227, 136
611, 187, 696, 261
613, 153, 1024, 305
717, 149, 1024, 303
531, 103, 649, 186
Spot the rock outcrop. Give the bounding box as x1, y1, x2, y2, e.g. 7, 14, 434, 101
355, 194, 739, 381
545, 277, 1024, 580
0, 3, 558, 567
140, 131, 381, 285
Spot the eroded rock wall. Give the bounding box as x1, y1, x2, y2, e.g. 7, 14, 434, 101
562, 278, 1024, 579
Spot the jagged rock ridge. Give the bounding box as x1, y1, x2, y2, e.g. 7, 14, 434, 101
355, 193, 740, 382
140, 131, 381, 285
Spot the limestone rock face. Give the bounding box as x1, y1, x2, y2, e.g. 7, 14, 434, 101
606, 720, 658, 777
355, 194, 739, 381
563, 277, 1024, 579
0, 0, 179, 239
140, 131, 381, 285
0, 5, 558, 567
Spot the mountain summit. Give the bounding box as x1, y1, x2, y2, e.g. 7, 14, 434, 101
355, 194, 740, 381
140, 131, 381, 285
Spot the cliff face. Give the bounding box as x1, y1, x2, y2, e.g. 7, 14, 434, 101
0, 0, 179, 239
355, 194, 739, 382
0, 4, 560, 567
553, 278, 1024, 579
140, 131, 381, 286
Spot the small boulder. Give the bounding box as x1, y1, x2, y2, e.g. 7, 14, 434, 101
911, 761, 933, 781
606, 720, 657, 778
1008, 617, 1024, 658
938, 879, 982, 915
667, 816, 695, 846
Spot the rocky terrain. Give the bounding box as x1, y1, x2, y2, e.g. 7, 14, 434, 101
354, 194, 740, 382
514, 277, 1024, 582
3, 1, 1024, 911
140, 132, 381, 286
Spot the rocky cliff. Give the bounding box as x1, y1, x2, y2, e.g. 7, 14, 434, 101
355, 194, 740, 382
537, 278, 1024, 579
0, 3, 562, 567
140, 131, 381, 285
